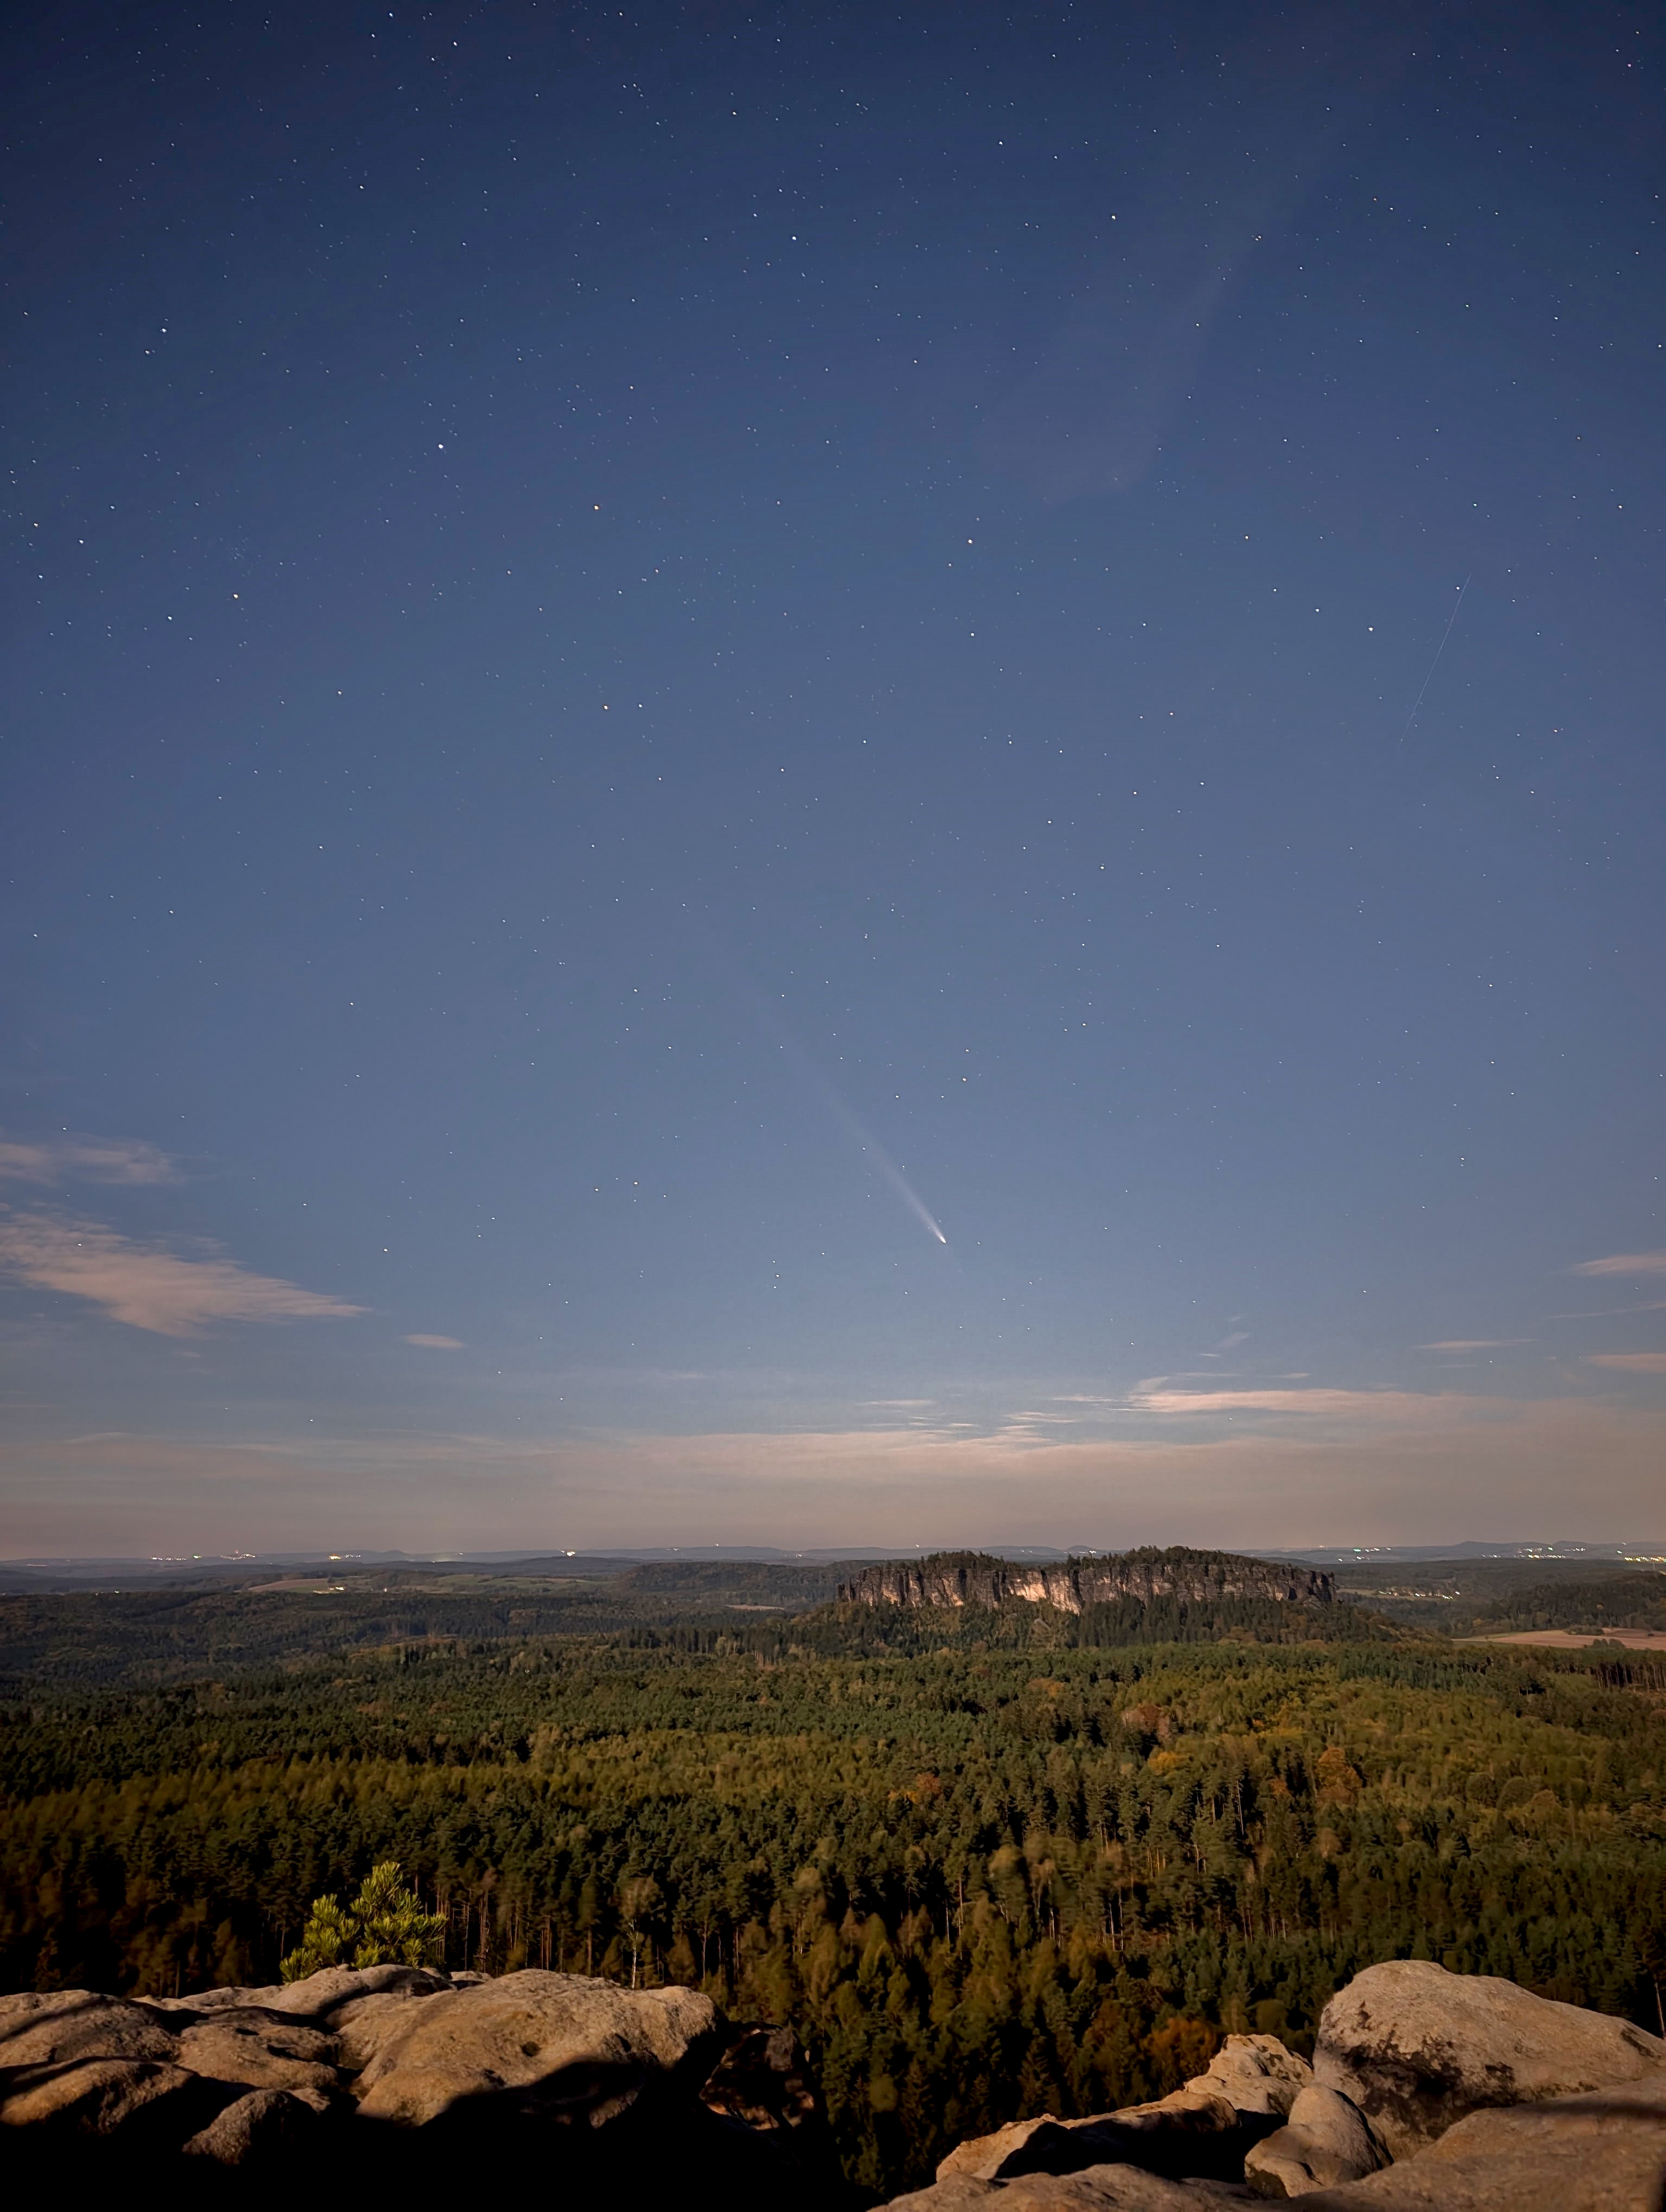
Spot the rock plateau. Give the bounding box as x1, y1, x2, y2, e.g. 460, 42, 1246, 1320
838, 1548, 1334, 1615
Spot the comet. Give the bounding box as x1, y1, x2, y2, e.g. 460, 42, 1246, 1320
815, 1076, 949, 1244
769, 1018, 950, 1246
701, 922, 950, 1246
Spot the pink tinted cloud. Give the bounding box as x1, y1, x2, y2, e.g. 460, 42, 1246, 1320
1586, 1352, 1666, 1373
9, 1393, 1665, 1557
1125, 1385, 1490, 1422
0, 1211, 363, 1335
1573, 1251, 1666, 1277
0, 1134, 179, 1186
405, 1334, 465, 1351
1416, 1339, 1530, 1352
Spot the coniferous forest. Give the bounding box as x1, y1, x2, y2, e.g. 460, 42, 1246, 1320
4, 1555, 1665, 2198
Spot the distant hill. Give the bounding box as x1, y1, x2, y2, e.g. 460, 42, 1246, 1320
1311, 1554, 1665, 1632
616, 1559, 847, 1606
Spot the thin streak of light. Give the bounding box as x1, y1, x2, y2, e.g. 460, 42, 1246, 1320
793, 1055, 949, 1245
1401, 573, 1471, 738
700, 924, 949, 1246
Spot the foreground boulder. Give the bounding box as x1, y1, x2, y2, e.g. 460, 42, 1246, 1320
886, 1964, 1666, 2209
1313, 1959, 1666, 2159
0, 1990, 181, 2067
14, 1955, 1666, 2207
886, 2170, 1257, 2208
899, 2076, 1666, 2212
352, 1969, 722, 2128
0, 2055, 232, 2143
0, 1965, 848, 2206
173, 2010, 341, 2094
938, 2035, 1309, 2187
1294, 2079, 1666, 2210
182, 2084, 334, 2164
1243, 2083, 1388, 2196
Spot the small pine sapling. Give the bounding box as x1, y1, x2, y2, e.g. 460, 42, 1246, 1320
280, 1862, 447, 1982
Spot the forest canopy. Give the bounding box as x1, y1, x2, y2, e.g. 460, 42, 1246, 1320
3, 1559, 1664, 2196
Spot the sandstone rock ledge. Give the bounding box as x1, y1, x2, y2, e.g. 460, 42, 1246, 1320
879, 1963, 1666, 2212
7, 1958, 1665, 2209
0, 1965, 848, 2206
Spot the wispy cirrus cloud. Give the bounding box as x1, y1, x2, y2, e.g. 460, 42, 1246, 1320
1550, 1303, 1666, 1318
1050, 1380, 1497, 1427
1417, 1339, 1532, 1352
1573, 1251, 1666, 1277
0, 1211, 363, 1336
1585, 1352, 1666, 1373
1125, 1384, 1492, 1423
1130, 1373, 1244, 1392
0, 1134, 179, 1186
405, 1334, 465, 1351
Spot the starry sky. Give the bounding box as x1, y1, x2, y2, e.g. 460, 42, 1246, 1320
4, 1, 1664, 1558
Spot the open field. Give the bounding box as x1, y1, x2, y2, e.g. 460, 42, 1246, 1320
1463, 1628, 1666, 1652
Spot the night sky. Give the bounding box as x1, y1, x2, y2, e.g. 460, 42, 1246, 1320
5, 2, 1663, 1557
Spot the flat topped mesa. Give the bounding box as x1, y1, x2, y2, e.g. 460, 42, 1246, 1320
836, 1546, 1335, 1613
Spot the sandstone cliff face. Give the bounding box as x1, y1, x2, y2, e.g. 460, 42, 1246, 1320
838, 1548, 1335, 1614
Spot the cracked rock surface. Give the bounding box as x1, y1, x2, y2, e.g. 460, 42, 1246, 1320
879, 1965, 1666, 2212
1311, 1959, 1666, 2161
1, 1966, 845, 2205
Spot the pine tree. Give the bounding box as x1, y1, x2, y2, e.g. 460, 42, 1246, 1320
279, 1862, 447, 1981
